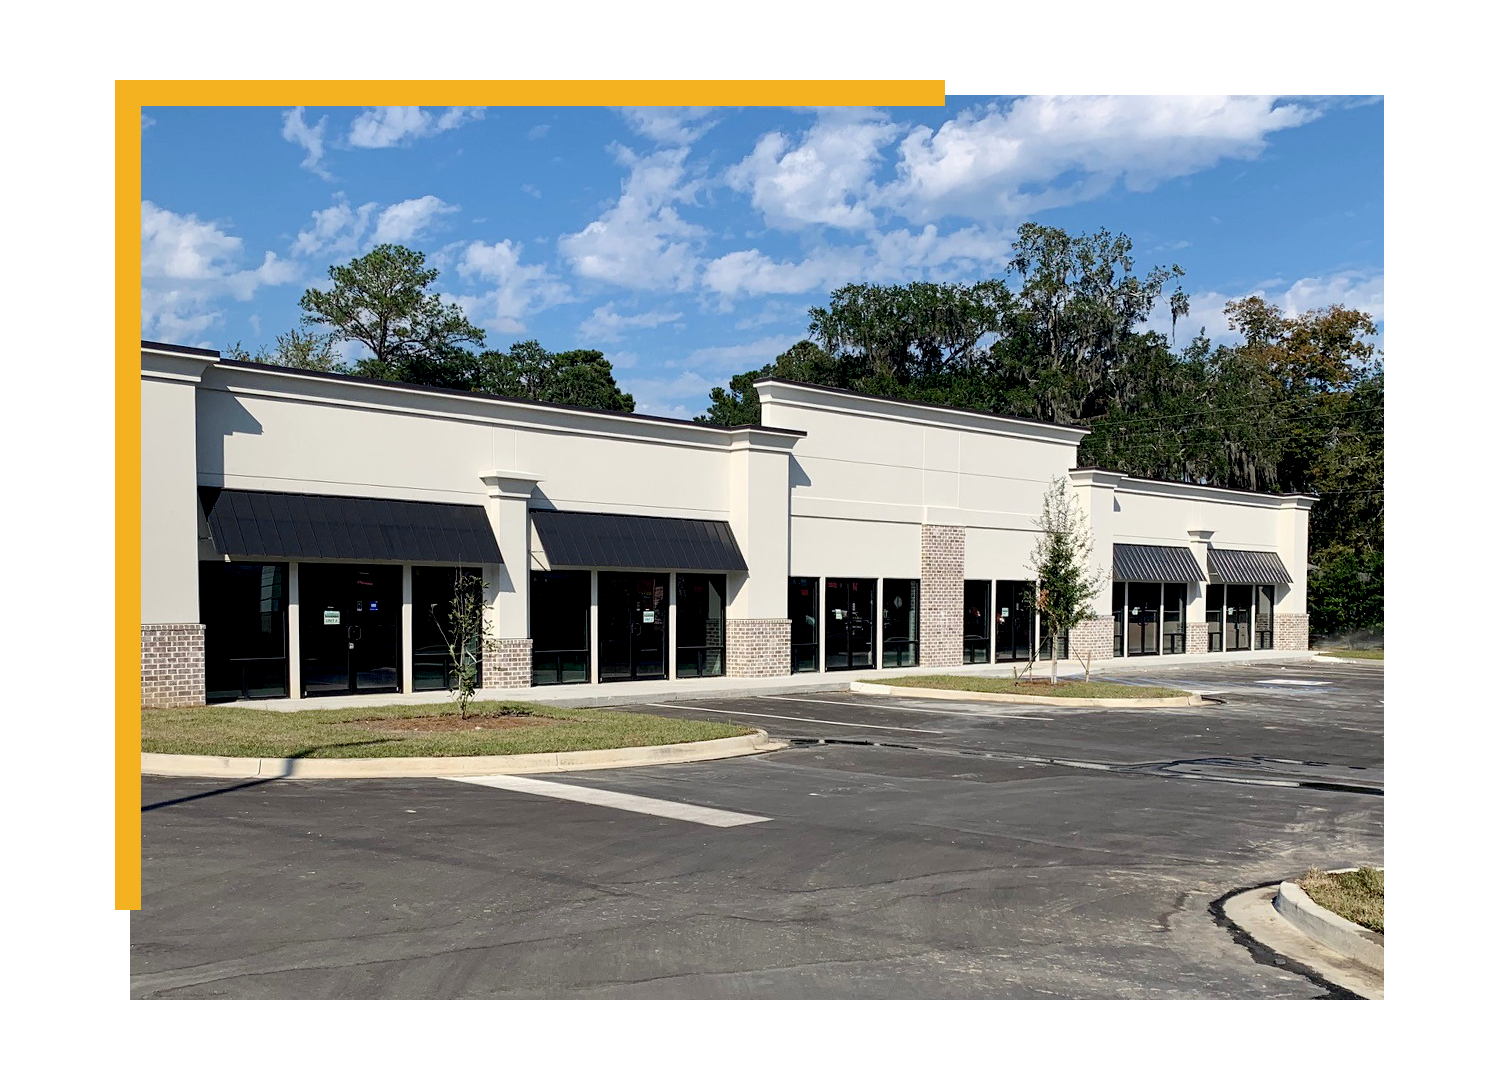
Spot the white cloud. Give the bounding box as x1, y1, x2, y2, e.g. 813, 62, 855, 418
282, 107, 332, 180
703, 224, 1010, 299
622, 107, 717, 145
450, 239, 572, 333
578, 303, 682, 342
883, 95, 1319, 222
1154, 269, 1385, 342
371, 195, 458, 244
521, 183, 542, 199
348, 106, 485, 149
558, 146, 704, 290
725, 109, 898, 230
527, 124, 550, 140
141, 113, 155, 131
619, 334, 800, 418
292, 194, 377, 256
140, 201, 297, 344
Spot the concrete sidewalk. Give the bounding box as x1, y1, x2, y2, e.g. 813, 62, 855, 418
225, 649, 1322, 711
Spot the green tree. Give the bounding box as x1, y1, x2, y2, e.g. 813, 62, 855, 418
472, 340, 635, 412
429, 570, 488, 721
1027, 477, 1111, 683
299, 244, 485, 381
224, 329, 343, 371
696, 340, 837, 425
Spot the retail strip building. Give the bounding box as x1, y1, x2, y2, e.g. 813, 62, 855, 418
140, 341, 1314, 707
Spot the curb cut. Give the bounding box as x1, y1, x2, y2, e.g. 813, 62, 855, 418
1275, 879, 1385, 973
142, 729, 785, 779
849, 681, 1205, 708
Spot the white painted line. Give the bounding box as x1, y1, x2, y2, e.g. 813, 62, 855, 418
1257, 678, 1331, 686
760, 694, 963, 715
446, 774, 769, 828
652, 702, 948, 734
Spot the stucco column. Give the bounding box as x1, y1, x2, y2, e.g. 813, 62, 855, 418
725, 433, 794, 677
287, 561, 302, 699
1185, 529, 1213, 654
479, 471, 539, 689
1068, 468, 1124, 666
1276, 495, 1317, 650
140, 348, 213, 708
401, 564, 414, 693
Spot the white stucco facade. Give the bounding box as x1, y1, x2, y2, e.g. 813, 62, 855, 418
140, 343, 1314, 707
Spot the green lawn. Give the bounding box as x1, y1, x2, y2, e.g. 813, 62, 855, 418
141, 700, 754, 759
867, 675, 1189, 699
1319, 647, 1384, 661
1298, 867, 1384, 934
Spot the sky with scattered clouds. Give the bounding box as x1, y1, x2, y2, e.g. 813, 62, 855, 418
140, 97, 1383, 418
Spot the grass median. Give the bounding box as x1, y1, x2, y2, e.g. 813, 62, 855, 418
868, 675, 1190, 699
1297, 867, 1384, 933
1319, 647, 1384, 661
142, 700, 755, 759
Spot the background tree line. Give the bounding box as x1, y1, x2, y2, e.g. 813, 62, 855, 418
695, 225, 1383, 639
228, 243, 635, 413
231, 228, 1382, 639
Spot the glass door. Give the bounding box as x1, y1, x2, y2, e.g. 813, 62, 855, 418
994, 580, 1034, 662
1162, 583, 1187, 655
1126, 583, 1161, 656
825, 578, 875, 671
788, 577, 820, 672
963, 580, 991, 664
299, 563, 402, 696
1112, 582, 1127, 657
1225, 583, 1253, 651
599, 572, 668, 681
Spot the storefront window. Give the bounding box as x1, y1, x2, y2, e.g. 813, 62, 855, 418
412, 566, 484, 691
676, 574, 726, 678
531, 570, 591, 684
788, 577, 820, 672
200, 562, 288, 702
963, 581, 991, 664
882, 579, 920, 667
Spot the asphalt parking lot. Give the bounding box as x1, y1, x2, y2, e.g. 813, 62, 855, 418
132, 659, 1383, 999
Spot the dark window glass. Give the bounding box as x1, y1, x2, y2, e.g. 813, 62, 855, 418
788, 577, 820, 672
1207, 583, 1225, 652
825, 579, 876, 671
1162, 583, 1188, 655
1127, 582, 1161, 657
1226, 583, 1253, 651
995, 580, 1034, 662
599, 573, 668, 681
530, 570, 591, 684
1112, 582, 1127, 657
200, 562, 288, 702
1255, 584, 1276, 649
676, 574, 726, 678
297, 563, 402, 695
412, 566, 484, 691
963, 580, 991, 664
882, 579, 920, 668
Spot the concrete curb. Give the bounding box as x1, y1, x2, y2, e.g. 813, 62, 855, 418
142, 729, 785, 779
1310, 654, 1384, 667
1220, 885, 1382, 999
1274, 879, 1384, 973
848, 680, 1205, 708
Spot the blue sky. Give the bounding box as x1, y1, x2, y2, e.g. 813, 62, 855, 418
140, 97, 1383, 418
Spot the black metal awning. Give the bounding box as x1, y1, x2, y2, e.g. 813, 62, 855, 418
199, 488, 501, 564
532, 510, 747, 572
1113, 543, 1206, 582
1208, 548, 1292, 585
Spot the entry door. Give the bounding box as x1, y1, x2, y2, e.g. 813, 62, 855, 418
1225, 584, 1253, 651
599, 572, 668, 681
299, 564, 403, 696
1126, 583, 1161, 656
995, 580, 1033, 662
824, 578, 875, 670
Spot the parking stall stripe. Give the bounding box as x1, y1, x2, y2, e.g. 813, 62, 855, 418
446, 774, 770, 828
652, 702, 949, 734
